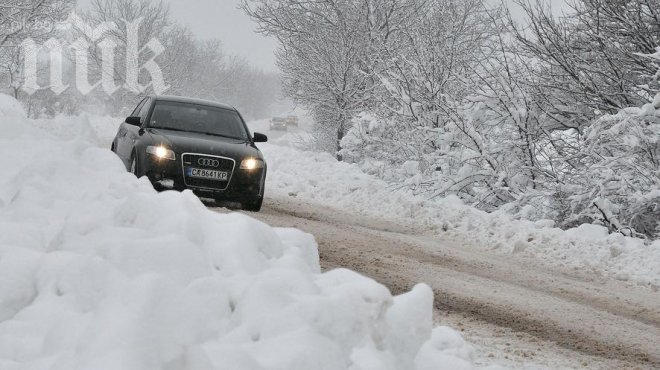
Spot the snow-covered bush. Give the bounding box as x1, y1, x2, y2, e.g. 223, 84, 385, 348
567, 93, 660, 237
340, 2, 660, 238
342, 82, 660, 238
0, 94, 483, 370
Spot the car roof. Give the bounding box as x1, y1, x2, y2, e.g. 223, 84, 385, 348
152, 95, 237, 111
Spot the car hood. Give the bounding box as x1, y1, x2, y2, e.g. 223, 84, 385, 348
145, 128, 263, 160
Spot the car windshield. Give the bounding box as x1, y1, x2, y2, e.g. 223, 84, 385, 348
148, 101, 250, 141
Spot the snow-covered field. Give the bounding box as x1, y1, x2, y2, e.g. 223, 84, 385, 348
0, 95, 491, 369
248, 120, 660, 290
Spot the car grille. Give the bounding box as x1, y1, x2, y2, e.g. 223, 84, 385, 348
182, 153, 235, 190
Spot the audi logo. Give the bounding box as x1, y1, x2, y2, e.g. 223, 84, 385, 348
198, 158, 220, 167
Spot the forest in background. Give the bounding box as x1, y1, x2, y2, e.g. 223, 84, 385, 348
0, 0, 282, 119
243, 0, 660, 238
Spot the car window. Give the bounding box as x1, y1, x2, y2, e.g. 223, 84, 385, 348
138, 98, 152, 121
130, 98, 147, 117
148, 101, 250, 141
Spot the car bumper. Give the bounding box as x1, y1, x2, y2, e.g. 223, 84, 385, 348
142, 155, 266, 201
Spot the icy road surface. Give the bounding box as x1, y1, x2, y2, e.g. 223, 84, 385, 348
219, 196, 660, 369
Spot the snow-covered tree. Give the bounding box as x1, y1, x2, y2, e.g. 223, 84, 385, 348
508, 0, 660, 129
242, 0, 422, 158
0, 0, 74, 47
341, 0, 510, 206
0, 0, 75, 100
339, 0, 660, 237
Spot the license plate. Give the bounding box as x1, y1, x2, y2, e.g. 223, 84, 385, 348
186, 167, 228, 181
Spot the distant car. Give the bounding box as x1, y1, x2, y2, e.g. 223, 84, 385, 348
270, 117, 288, 131
111, 95, 268, 211
286, 115, 299, 127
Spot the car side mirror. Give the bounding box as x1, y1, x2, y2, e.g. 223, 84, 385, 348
253, 132, 268, 143
125, 116, 141, 126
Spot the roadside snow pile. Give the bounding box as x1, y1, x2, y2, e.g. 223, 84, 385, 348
0, 95, 487, 369
261, 139, 660, 289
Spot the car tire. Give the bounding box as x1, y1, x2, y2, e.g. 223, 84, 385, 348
243, 197, 263, 212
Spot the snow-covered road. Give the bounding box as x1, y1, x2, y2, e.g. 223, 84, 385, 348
230, 195, 660, 369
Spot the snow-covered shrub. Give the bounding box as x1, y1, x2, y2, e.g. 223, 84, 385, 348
340, 113, 434, 188
566, 93, 660, 237
343, 86, 660, 238
341, 52, 552, 213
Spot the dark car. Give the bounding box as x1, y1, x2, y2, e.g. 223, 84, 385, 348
269, 117, 288, 131
111, 95, 268, 211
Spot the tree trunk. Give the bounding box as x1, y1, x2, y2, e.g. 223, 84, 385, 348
336, 118, 345, 161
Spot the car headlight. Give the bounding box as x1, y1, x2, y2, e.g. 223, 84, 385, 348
240, 158, 264, 170
146, 145, 175, 161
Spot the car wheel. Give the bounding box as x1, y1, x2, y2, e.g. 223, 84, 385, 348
243, 197, 263, 212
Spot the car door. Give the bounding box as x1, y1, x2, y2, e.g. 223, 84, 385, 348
116, 98, 147, 167
126, 97, 152, 153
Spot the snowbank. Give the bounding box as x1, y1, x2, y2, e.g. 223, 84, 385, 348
0, 95, 485, 369
261, 136, 660, 289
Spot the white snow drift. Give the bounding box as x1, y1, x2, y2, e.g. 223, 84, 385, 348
0, 94, 486, 369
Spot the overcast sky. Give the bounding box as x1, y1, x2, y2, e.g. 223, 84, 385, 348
163, 0, 278, 72
77, 0, 279, 72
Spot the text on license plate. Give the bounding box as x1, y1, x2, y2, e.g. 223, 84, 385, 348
186, 167, 228, 181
